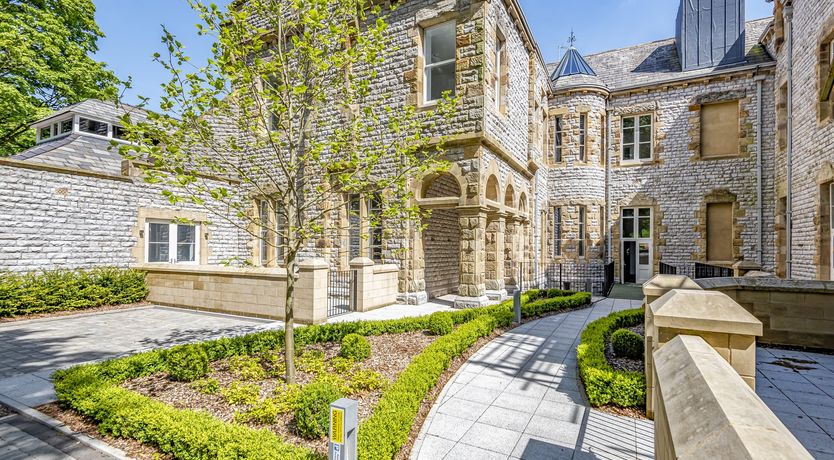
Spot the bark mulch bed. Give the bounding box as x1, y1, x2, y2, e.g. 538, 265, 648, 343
38, 402, 170, 460
122, 331, 436, 458
0, 403, 12, 418
0, 302, 150, 324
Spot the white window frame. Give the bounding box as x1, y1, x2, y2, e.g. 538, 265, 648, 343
144, 220, 200, 265
494, 31, 505, 112
578, 206, 587, 258
621, 114, 653, 164
423, 21, 456, 105
579, 114, 587, 162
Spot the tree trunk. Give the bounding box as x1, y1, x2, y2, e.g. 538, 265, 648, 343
284, 253, 297, 384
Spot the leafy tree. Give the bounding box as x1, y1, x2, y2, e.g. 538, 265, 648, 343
120, 0, 457, 383
0, 0, 120, 155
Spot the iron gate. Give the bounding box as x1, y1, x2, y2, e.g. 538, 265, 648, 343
328, 269, 356, 318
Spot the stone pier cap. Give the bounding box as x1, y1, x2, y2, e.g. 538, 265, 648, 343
643, 274, 702, 298
650, 289, 763, 337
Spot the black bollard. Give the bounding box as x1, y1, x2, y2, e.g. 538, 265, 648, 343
513, 290, 521, 324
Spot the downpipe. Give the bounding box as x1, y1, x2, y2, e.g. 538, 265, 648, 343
785, 2, 794, 278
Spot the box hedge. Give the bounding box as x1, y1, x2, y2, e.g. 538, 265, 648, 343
576, 308, 646, 408
53, 288, 592, 459
0, 268, 148, 317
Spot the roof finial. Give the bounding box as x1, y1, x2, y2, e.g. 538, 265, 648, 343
568, 30, 577, 48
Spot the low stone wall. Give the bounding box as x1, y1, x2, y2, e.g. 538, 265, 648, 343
351, 258, 399, 312
142, 264, 288, 320
697, 277, 834, 350
654, 334, 811, 460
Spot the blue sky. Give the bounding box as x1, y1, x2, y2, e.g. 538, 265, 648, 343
91, 0, 775, 110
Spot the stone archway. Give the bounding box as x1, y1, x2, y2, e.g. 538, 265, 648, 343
421, 173, 462, 299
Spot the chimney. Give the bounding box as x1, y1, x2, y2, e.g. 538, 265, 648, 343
676, 0, 746, 71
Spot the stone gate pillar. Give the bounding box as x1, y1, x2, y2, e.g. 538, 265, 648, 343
505, 218, 520, 289
485, 213, 507, 300
456, 207, 489, 308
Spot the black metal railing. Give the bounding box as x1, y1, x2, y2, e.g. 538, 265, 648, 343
327, 270, 356, 318
659, 262, 678, 275
603, 261, 615, 297
694, 262, 733, 279
515, 262, 607, 296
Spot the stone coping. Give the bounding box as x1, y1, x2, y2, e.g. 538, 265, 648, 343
696, 276, 834, 294
373, 264, 399, 274
650, 289, 762, 336
136, 263, 288, 279
642, 274, 703, 297
654, 335, 812, 460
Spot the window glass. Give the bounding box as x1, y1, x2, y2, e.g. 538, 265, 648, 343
622, 208, 634, 217
60, 119, 73, 134
368, 195, 383, 262
553, 207, 562, 256
39, 126, 51, 140
424, 22, 456, 103
622, 115, 652, 161
259, 200, 270, 266
148, 223, 170, 263
578, 206, 586, 257
639, 243, 650, 265
554, 117, 563, 162
348, 195, 361, 259
623, 216, 634, 239
579, 114, 587, 162
275, 205, 286, 263
112, 125, 128, 140
494, 33, 504, 111
177, 225, 197, 262
639, 216, 651, 238
79, 118, 108, 136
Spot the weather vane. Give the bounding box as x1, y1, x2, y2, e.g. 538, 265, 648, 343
568, 30, 577, 48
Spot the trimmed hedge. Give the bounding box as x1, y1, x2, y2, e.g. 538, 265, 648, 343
611, 329, 643, 359
577, 308, 646, 408
0, 268, 148, 317
165, 344, 210, 382
53, 288, 592, 459
340, 334, 371, 361
427, 312, 453, 335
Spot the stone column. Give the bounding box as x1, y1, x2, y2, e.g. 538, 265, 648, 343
485, 213, 507, 300
350, 257, 374, 312
456, 207, 489, 308
296, 258, 329, 325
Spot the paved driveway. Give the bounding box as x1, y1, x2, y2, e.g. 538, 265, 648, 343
0, 306, 275, 406
412, 298, 653, 460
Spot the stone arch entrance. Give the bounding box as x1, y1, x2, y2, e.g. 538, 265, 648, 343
421, 173, 462, 299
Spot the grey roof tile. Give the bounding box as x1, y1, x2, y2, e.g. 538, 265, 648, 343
11, 134, 125, 175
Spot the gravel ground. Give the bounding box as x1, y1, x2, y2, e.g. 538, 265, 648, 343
606, 324, 645, 373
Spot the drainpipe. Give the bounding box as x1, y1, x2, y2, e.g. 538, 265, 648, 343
605, 107, 613, 265
785, 2, 794, 278
755, 74, 765, 267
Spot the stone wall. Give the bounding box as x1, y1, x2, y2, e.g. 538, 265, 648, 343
0, 160, 250, 272
770, 0, 834, 280
698, 276, 834, 350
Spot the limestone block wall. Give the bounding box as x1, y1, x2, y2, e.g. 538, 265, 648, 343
0, 161, 249, 272
771, 0, 834, 280
607, 72, 777, 277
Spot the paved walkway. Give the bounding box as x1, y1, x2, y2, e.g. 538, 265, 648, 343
0, 413, 113, 460
412, 298, 653, 460
756, 347, 834, 459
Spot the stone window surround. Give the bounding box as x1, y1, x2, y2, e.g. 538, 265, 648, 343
132, 208, 210, 266
491, 25, 509, 116
339, 192, 385, 268
611, 103, 662, 168
817, 12, 834, 124
254, 198, 287, 268
548, 107, 568, 165
687, 90, 752, 161
695, 190, 744, 266
814, 162, 834, 281
546, 106, 598, 167
408, 11, 460, 111
546, 200, 604, 262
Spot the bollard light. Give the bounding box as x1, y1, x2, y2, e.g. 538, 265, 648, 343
329, 398, 357, 460
513, 290, 521, 324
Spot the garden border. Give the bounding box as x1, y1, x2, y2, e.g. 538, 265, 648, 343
52, 289, 592, 459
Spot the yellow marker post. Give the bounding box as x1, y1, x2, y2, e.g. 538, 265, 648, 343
329, 398, 357, 460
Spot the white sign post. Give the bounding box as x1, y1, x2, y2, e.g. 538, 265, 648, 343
329, 398, 357, 460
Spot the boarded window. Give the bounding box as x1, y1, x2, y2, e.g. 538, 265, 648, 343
707, 202, 733, 262
701, 101, 739, 158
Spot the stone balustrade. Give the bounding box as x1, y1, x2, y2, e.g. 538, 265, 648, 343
654, 334, 812, 460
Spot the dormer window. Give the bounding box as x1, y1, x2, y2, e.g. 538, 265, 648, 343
60, 119, 72, 135
112, 125, 128, 140
79, 118, 108, 136
39, 126, 52, 140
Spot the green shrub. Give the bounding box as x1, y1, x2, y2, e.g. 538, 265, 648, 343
294, 382, 344, 439
273, 383, 303, 412
347, 368, 385, 394
165, 344, 209, 382
0, 268, 148, 317
577, 308, 646, 408
611, 329, 643, 359
297, 349, 327, 375
190, 378, 219, 395
235, 397, 282, 425
330, 356, 355, 374
427, 312, 453, 335
221, 381, 261, 406
229, 355, 267, 381
340, 334, 371, 361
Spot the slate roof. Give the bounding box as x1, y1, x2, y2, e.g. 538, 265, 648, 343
547, 17, 774, 93
550, 47, 608, 93
12, 134, 125, 175
36, 99, 149, 126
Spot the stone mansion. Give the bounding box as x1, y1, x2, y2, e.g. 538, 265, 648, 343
1, 0, 833, 309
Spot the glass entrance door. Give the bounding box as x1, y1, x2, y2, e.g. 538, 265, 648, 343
622, 208, 653, 283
